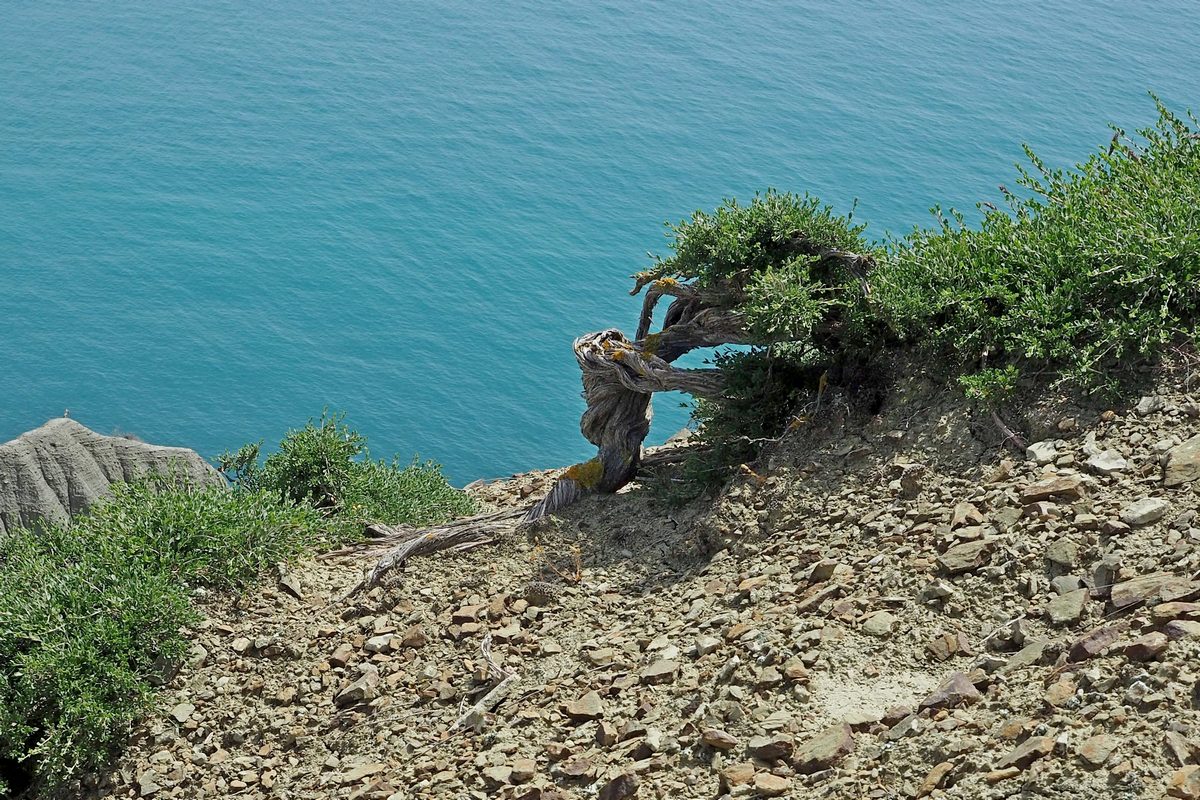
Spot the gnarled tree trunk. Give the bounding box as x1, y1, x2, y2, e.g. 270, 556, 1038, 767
524, 280, 751, 521
346, 243, 874, 597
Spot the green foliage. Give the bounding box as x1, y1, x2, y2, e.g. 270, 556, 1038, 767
341, 457, 479, 528
220, 411, 477, 534
0, 483, 326, 793
872, 98, 1200, 388
644, 190, 871, 290
650, 348, 822, 503
635, 191, 874, 474
958, 365, 1021, 403
694, 348, 818, 462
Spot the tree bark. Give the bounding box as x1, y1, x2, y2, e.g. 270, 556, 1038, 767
525, 281, 747, 522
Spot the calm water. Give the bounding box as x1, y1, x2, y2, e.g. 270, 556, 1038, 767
2, 1, 1196, 482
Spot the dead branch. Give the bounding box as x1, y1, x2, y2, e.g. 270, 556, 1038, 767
636, 279, 701, 340
991, 410, 1027, 451
340, 507, 525, 599
452, 633, 520, 732
343, 438, 708, 597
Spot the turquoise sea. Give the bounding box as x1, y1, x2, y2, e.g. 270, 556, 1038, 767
1, 1, 1196, 482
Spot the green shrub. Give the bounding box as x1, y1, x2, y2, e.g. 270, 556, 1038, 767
871, 98, 1200, 390
633, 191, 875, 485
220, 411, 477, 534
0, 483, 326, 793
3, 414, 474, 794
643, 190, 872, 290
958, 365, 1021, 403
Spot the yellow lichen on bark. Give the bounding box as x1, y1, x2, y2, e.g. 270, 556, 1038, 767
562, 457, 605, 489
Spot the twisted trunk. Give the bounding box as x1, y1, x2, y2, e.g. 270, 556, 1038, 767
525, 285, 749, 521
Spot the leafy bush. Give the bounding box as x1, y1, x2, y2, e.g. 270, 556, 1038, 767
872, 98, 1200, 391
640, 191, 875, 353
3, 414, 474, 795
220, 411, 477, 533
0, 483, 326, 794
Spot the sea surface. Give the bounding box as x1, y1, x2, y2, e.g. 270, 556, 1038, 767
1, 1, 1197, 483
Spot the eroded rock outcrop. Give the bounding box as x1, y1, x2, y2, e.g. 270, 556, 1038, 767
0, 417, 223, 535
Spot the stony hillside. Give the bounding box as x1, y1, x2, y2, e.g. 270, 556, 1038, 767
82, 367, 1200, 800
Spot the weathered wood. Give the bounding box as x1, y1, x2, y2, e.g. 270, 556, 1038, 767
342, 444, 705, 597
452, 633, 520, 732
349, 242, 876, 591
340, 507, 525, 598
525, 274, 749, 521
524, 323, 731, 522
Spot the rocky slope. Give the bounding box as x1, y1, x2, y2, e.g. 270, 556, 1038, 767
0, 418, 223, 535
82, 367, 1200, 800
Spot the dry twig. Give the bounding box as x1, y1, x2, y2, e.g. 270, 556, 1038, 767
451, 634, 520, 732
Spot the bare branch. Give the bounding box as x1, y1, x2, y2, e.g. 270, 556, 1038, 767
635, 279, 701, 340
452, 633, 520, 732
341, 508, 525, 599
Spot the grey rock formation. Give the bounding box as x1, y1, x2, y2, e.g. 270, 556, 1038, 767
0, 418, 224, 535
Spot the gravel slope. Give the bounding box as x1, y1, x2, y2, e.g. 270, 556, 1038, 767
83, 369, 1200, 800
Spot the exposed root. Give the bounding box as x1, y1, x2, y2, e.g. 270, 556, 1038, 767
345, 441, 708, 599
991, 410, 1028, 451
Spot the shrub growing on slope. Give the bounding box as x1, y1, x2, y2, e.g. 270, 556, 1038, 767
873, 97, 1200, 395
0, 484, 325, 794
1, 415, 474, 796
219, 411, 477, 534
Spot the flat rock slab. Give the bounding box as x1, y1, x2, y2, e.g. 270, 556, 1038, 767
1026, 441, 1057, 464
598, 773, 639, 800
1069, 624, 1126, 661
340, 762, 386, 783
169, 702, 195, 723
701, 729, 738, 750
747, 734, 793, 761
639, 659, 679, 684
1165, 435, 1200, 487
1085, 450, 1127, 476
1047, 588, 1089, 626
1120, 497, 1170, 526
1124, 632, 1169, 661
334, 666, 380, 708
920, 672, 983, 710
564, 690, 605, 721
1078, 734, 1118, 768
938, 541, 991, 575
1001, 639, 1048, 673
1153, 602, 1200, 623
794, 723, 854, 774
996, 736, 1055, 770
861, 610, 898, 636
753, 773, 792, 797
1020, 475, 1084, 504
1111, 573, 1199, 609
1168, 766, 1200, 799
